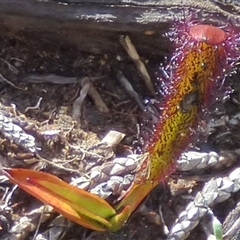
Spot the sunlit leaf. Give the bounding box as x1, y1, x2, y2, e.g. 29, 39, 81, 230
3, 168, 117, 231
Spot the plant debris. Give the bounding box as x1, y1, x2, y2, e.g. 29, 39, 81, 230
0, 29, 240, 240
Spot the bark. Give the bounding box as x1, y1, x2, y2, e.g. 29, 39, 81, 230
0, 0, 239, 55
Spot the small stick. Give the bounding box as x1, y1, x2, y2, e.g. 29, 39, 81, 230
25, 97, 43, 113
72, 82, 90, 122
101, 130, 125, 147
81, 77, 109, 113
117, 72, 145, 112
120, 35, 155, 95
1, 58, 19, 74
18, 73, 78, 84
36, 154, 82, 174
0, 72, 25, 91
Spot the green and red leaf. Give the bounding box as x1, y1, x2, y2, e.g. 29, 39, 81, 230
3, 168, 116, 231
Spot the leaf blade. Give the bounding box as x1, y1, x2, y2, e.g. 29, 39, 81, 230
3, 168, 116, 231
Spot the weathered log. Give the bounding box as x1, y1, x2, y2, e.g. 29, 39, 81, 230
0, 0, 240, 55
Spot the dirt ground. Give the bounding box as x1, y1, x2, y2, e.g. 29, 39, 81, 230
0, 31, 240, 240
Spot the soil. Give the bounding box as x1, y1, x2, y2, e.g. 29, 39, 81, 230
0, 30, 240, 240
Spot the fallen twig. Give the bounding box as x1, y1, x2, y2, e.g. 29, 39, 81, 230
120, 35, 155, 95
